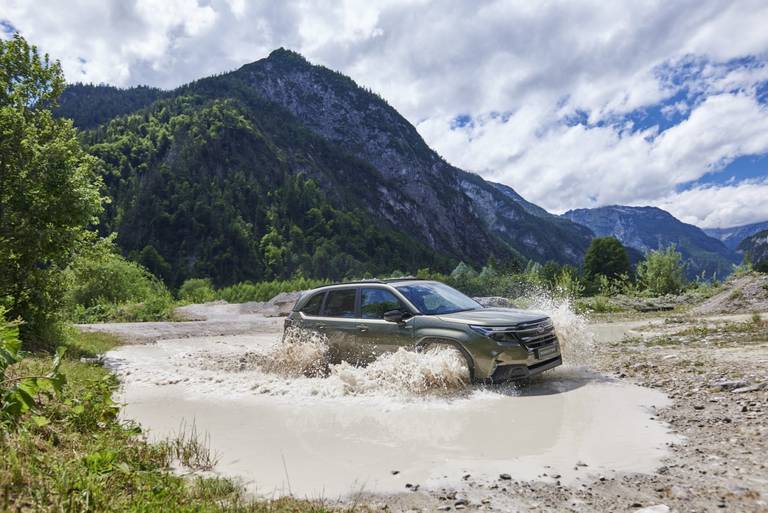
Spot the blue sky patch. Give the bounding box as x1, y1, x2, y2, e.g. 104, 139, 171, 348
0, 19, 16, 35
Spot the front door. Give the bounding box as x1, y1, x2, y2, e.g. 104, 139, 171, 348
355, 287, 414, 359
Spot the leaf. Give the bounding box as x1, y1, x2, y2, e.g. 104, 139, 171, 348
31, 415, 50, 427
71, 404, 85, 415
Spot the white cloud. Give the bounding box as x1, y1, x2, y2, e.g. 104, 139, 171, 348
3, 0, 768, 227
655, 179, 768, 228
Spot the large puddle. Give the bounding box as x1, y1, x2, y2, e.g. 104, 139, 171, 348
105, 319, 679, 499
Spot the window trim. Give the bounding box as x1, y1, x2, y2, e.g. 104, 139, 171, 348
298, 285, 418, 321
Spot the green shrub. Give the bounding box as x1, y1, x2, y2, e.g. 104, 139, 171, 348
0, 307, 66, 427
62, 239, 174, 323
636, 245, 687, 295
755, 260, 768, 274
179, 278, 216, 304
216, 277, 328, 303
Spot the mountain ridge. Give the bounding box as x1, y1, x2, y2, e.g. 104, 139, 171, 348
704, 220, 768, 251
57, 48, 594, 284
563, 205, 737, 278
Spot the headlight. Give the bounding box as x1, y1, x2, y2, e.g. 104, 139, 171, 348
469, 325, 518, 342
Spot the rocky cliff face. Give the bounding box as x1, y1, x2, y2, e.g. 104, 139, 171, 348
563, 205, 738, 278
232, 49, 593, 265
59, 48, 596, 274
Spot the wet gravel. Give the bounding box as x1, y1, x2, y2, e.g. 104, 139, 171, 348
363, 315, 768, 513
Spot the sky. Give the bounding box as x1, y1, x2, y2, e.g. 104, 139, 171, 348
2, 0, 767, 229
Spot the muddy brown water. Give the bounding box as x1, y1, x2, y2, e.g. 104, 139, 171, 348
102, 304, 681, 499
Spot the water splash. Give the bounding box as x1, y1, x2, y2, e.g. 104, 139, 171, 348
517, 290, 595, 367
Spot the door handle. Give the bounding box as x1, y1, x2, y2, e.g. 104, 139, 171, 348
356, 324, 369, 333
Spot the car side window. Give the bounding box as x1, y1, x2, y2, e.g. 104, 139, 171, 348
300, 292, 325, 316
323, 289, 357, 318
360, 288, 404, 319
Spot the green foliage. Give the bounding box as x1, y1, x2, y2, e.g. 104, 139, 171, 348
0, 334, 330, 512
215, 277, 328, 303
62, 238, 174, 323
0, 307, 66, 426
81, 90, 451, 288
756, 260, 768, 273
179, 278, 216, 304
583, 237, 632, 282
0, 34, 104, 345
636, 245, 687, 295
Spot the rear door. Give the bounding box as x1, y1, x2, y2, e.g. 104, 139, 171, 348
320, 288, 362, 364
355, 287, 415, 358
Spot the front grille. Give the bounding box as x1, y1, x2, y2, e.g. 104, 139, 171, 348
511, 318, 557, 350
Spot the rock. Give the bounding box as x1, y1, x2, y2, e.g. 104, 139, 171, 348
710, 379, 748, 391
693, 405, 705, 410
499, 473, 512, 480
733, 384, 763, 393
436, 507, 451, 512
462, 473, 471, 480
391, 470, 400, 475
454, 499, 468, 506
635, 506, 670, 513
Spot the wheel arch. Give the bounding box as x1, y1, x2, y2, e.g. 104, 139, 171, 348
417, 337, 476, 382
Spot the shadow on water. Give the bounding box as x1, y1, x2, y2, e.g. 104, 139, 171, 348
475, 366, 613, 398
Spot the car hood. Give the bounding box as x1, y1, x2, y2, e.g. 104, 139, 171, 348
435, 307, 549, 326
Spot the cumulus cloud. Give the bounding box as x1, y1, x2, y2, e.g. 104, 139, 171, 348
656, 179, 768, 228
3, 0, 768, 227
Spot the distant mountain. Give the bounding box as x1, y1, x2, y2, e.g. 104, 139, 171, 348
563, 206, 737, 278
57, 48, 593, 285
704, 221, 768, 251
738, 230, 768, 264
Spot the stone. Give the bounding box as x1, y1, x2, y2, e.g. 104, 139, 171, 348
499, 473, 512, 480
635, 505, 671, 513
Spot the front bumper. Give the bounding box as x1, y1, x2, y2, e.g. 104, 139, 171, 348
488, 355, 563, 382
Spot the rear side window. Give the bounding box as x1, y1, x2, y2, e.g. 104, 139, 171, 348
300, 292, 325, 316
323, 289, 357, 318
361, 288, 404, 319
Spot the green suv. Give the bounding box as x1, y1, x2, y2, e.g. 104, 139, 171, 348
285, 279, 562, 382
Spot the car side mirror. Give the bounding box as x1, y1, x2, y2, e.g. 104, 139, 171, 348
383, 309, 407, 323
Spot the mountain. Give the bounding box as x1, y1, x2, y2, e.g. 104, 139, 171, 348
57, 84, 165, 129
58, 49, 593, 286
704, 221, 768, 251
738, 230, 768, 264
562, 206, 737, 278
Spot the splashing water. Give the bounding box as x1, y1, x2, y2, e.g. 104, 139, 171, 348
187, 327, 471, 399
122, 293, 592, 401
514, 290, 595, 367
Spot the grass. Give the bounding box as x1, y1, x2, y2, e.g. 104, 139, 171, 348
0, 329, 335, 513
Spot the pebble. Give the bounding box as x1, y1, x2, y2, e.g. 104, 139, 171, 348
635, 505, 670, 513
391, 470, 400, 475
499, 473, 512, 480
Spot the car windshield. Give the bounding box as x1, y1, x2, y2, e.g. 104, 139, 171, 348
395, 282, 481, 315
